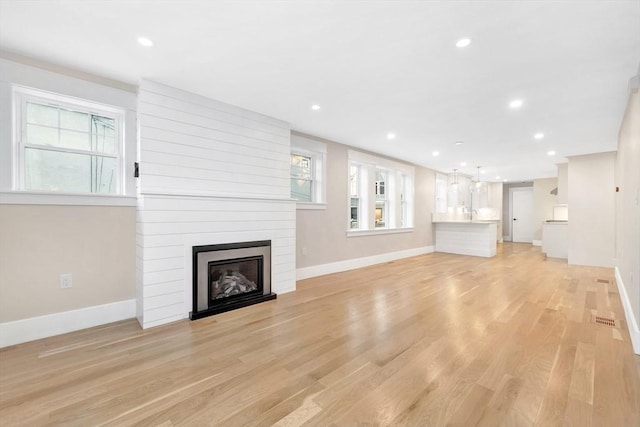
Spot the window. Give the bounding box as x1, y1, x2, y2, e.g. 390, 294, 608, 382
15, 88, 124, 195
347, 150, 414, 235
435, 173, 448, 213
290, 134, 327, 208
400, 173, 413, 227
375, 169, 388, 228
290, 154, 313, 202
349, 164, 361, 229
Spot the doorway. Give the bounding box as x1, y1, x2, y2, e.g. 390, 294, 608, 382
510, 188, 534, 243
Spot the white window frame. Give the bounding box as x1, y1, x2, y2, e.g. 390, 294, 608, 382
14, 86, 125, 196
435, 172, 448, 214
347, 150, 414, 236
290, 133, 327, 209
399, 172, 414, 227
349, 162, 368, 230
375, 168, 389, 229
0, 59, 137, 206
290, 152, 314, 202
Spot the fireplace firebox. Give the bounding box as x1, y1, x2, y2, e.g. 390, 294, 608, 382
191, 240, 276, 320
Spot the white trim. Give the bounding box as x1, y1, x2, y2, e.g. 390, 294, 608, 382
0, 299, 136, 348
532, 240, 542, 247
291, 133, 328, 154
291, 133, 327, 204
296, 246, 434, 280
347, 227, 414, 237
615, 267, 640, 355
296, 202, 327, 210
14, 86, 126, 195
348, 149, 415, 175
0, 190, 137, 206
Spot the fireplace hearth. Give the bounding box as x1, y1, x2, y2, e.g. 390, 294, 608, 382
191, 240, 276, 320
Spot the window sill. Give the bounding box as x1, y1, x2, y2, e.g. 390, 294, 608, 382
347, 227, 414, 237
296, 202, 327, 210
0, 191, 137, 207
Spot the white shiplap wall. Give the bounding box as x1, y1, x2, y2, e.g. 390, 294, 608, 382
137, 80, 295, 328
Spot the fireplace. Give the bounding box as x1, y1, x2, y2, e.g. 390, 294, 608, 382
191, 240, 276, 320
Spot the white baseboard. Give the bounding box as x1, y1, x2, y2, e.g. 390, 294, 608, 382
296, 246, 434, 281
0, 299, 136, 348
615, 267, 640, 355
532, 240, 542, 247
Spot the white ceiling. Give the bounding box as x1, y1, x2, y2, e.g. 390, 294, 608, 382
1, 1, 638, 182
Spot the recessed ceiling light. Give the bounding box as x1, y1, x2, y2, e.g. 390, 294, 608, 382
534, 132, 545, 140
455, 141, 464, 145
460, 161, 467, 167
496, 176, 501, 179
547, 150, 556, 156
137, 37, 154, 47
456, 38, 471, 48
509, 99, 524, 109
432, 151, 440, 157
503, 178, 508, 182
480, 170, 486, 174
311, 104, 321, 110
387, 132, 396, 140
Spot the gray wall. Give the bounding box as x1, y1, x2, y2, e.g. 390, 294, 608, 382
568, 152, 616, 267
533, 177, 558, 241
0, 205, 136, 322
296, 135, 434, 269
557, 163, 568, 205
616, 83, 640, 338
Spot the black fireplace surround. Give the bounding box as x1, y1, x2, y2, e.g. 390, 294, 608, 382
190, 240, 277, 320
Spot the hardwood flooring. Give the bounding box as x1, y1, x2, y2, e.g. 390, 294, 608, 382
1, 243, 639, 426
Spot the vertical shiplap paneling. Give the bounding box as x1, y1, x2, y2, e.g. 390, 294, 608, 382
137, 80, 295, 329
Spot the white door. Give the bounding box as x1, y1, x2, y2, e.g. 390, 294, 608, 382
512, 189, 533, 243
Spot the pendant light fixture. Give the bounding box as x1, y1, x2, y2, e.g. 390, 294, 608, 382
451, 168, 459, 188
473, 166, 483, 191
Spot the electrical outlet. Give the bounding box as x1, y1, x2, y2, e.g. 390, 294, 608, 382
60, 273, 72, 289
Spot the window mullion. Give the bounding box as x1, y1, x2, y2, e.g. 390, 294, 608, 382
23, 143, 118, 158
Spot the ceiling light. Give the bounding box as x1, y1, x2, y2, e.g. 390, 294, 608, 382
503, 179, 508, 182
387, 132, 396, 140
455, 141, 464, 145
432, 151, 440, 156
456, 38, 471, 48
534, 132, 545, 140
460, 161, 467, 167
480, 170, 486, 174
137, 37, 154, 47
547, 150, 556, 156
495, 176, 501, 179
311, 104, 321, 110
509, 99, 524, 109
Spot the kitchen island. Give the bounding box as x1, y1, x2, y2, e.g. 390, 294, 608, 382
542, 221, 568, 259
433, 220, 498, 257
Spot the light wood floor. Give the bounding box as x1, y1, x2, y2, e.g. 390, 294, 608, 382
1, 243, 639, 426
